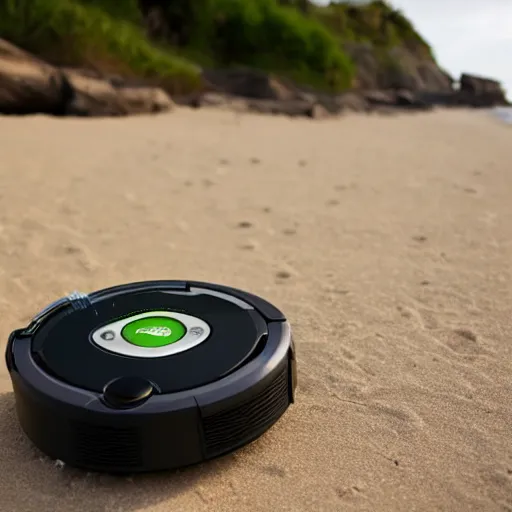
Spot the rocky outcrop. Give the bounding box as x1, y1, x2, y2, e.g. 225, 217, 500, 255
0, 39, 174, 116
1, 38, 508, 119
202, 68, 299, 101
182, 66, 508, 118
458, 73, 508, 107
343, 42, 454, 92
0, 39, 72, 115
63, 68, 174, 116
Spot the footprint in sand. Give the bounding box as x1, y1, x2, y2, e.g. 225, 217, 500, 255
336, 485, 365, 501
412, 235, 428, 243
60, 204, 78, 216
275, 270, 292, 281
326, 199, 340, 206
437, 328, 485, 356
453, 328, 477, 342
240, 240, 258, 251
338, 346, 356, 361
298, 160, 307, 167
282, 228, 297, 236
397, 305, 438, 330
261, 465, 286, 478
250, 157, 261, 165
237, 221, 253, 229
59, 244, 98, 272
63, 245, 80, 255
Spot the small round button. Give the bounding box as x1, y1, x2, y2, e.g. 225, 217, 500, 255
103, 376, 154, 409
189, 327, 204, 336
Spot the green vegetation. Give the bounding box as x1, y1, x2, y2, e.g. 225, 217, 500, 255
155, 0, 355, 90
311, 1, 433, 59
0, 0, 435, 94
0, 0, 201, 93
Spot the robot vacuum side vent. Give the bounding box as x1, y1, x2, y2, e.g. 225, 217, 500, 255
72, 423, 143, 469
202, 362, 289, 457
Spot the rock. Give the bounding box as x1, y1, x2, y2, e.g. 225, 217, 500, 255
202, 68, 298, 101
0, 39, 174, 117
117, 86, 174, 114
417, 74, 509, 108
460, 73, 502, 96
364, 90, 396, 107
306, 103, 330, 119
335, 92, 369, 113
188, 92, 333, 119
245, 99, 313, 117
342, 41, 379, 90
195, 92, 231, 108
296, 91, 317, 104
0, 39, 71, 115
343, 41, 453, 92
394, 89, 432, 110
62, 69, 129, 116
63, 69, 173, 116
458, 73, 508, 107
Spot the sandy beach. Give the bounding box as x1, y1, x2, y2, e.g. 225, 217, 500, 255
0, 107, 511, 512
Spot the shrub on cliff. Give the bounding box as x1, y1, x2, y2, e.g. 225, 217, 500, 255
0, 0, 201, 93
312, 1, 434, 59
0, 0, 438, 94
139, 0, 355, 91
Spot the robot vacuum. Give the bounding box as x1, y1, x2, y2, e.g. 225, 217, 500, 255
5, 280, 296, 473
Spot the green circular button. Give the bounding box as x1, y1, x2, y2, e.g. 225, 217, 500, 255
121, 317, 186, 348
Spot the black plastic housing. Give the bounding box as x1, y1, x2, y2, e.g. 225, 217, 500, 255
5, 281, 296, 473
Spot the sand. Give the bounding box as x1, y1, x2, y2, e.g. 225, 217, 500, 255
0, 107, 510, 512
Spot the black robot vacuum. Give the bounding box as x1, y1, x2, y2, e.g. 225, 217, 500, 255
5, 280, 296, 473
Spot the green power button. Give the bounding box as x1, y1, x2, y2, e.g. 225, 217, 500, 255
121, 317, 186, 348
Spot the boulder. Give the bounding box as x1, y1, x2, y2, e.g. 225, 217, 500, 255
0, 39, 71, 115
458, 73, 508, 107
201, 68, 298, 101
0, 39, 175, 117
63, 69, 174, 116
117, 86, 174, 114
62, 69, 129, 116
335, 92, 370, 113
394, 89, 432, 110
306, 103, 330, 120
244, 99, 313, 117
363, 89, 396, 107
196, 92, 230, 108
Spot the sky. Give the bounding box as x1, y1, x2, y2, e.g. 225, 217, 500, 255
314, 0, 512, 99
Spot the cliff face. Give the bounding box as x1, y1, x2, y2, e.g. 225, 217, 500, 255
310, 0, 454, 92
137, 0, 455, 94
342, 41, 453, 91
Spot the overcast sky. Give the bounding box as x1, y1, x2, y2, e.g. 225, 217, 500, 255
314, 0, 512, 98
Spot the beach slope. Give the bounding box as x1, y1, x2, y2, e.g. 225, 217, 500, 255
0, 108, 510, 511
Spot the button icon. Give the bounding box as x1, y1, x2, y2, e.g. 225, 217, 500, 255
100, 330, 115, 341
135, 326, 172, 337
189, 327, 204, 337
121, 317, 186, 348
